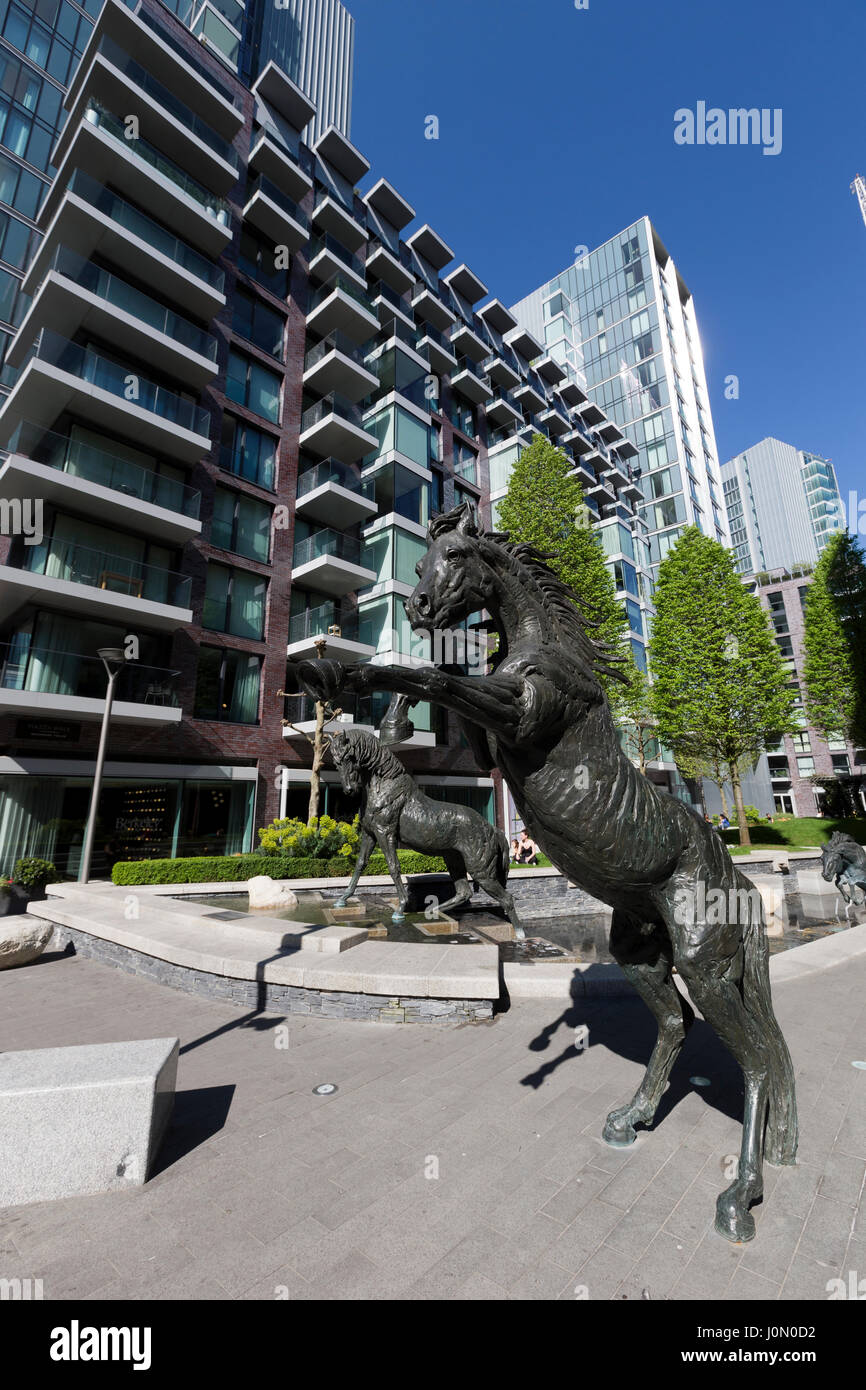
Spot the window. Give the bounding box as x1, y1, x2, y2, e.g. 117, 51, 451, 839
203, 563, 266, 639
194, 645, 261, 723
238, 226, 288, 298
450, 395, 476, 438
791, 730, 811, 753
369, 462, 429, 527
212, 487, 271, 562
454, 441, 477, 485
226, 349, 280, 422
232, 290, 285, 360
831, 754, 850, 774
365, 404, 430, 469
220, 415, 276, 490
796, 756, 815, 778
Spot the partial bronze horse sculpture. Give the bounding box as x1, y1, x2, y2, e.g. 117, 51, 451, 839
328, 728, 524, 933
822, 831, 866, 911
291, 501, 798, 1242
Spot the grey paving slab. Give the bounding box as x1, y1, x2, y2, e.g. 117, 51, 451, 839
0, 944, 863, 1300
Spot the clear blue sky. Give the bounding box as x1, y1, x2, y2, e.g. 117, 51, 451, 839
348, 0, 865, 506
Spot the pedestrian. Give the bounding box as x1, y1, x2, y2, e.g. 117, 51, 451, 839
518, 828, 540, 865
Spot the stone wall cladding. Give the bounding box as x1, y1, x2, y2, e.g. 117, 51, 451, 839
50, 925, 493, 1024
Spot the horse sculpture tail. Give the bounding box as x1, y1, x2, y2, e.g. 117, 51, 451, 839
741, 889, 798, 1166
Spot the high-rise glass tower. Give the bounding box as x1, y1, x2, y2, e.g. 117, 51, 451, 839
721, 437, 844, 576
512, 217, 730, 584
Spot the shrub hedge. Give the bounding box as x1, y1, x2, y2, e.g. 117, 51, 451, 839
111, 849, 448, 886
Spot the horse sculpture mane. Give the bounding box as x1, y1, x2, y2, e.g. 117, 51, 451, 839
428, 504, 629, 687
329, 728, 406, 780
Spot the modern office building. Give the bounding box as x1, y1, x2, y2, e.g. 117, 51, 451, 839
0, 0, 647, 874
751, 565, 865, 816
512, 217, 731, 590
721, 437, 844, 576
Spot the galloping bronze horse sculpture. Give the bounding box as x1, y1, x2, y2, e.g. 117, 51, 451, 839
291, 501, 798, 1242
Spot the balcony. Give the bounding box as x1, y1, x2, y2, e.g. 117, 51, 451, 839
478, 299, 517, 337
451, 357, 489, 405
312, 194, 367, 252
363, 178, 415, 233
538, 403, 569, 437
1, 423, 202, 544
443, 264, 488, 306
0, 538, 192, 629
405, 224, 453, 272
365, 242, 414, 295
484, 353, 521, 390
287, 602, 376, 662
11, 246, 218, 388
78, 0, 244, 141
42, 105, 232, 258
308, 232, 366, 291
417, 324, 457, 374
410, 282, 455, 332
572, 462, 597, 490
485, 388, 523, 429
299, 394, 379, 463
600, 457, 630, 489
295, 460, 377, 528
450, 320, 489, 364
0, 641, 182, 727
291, 529, 377, 596
283, 693, 374, 739
57, 35, 240, 195
584, 475, 616, 506
563, 425, 592, 453
251, 60, 315, 136
303, 334, 378, 401
597, 419, 625, 446
28, 171, 225, 321
579, 400, 605, 428
243, 174, 309, 253
307, 277, 378, 343
369, 279, 414, 331
535, 355, 567, 386
0, 331, 211, 464
504, 325, 543, 363
513, 379, 545, 413
622, 476, 645, 503
248, 131, 313, 202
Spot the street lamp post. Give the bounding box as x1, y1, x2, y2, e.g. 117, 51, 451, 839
78, 647, 128, 884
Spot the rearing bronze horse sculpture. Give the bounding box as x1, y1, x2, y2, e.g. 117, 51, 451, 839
292, 501, 798, 1242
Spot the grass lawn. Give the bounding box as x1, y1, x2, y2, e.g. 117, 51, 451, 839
725, 816, 865, 855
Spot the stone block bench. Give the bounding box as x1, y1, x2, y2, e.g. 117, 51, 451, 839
0, 1037, 178, 1207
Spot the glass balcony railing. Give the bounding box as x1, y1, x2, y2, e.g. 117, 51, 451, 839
417, 323, 455, 355
97, 36, 239, 169
310, 275, 374, 315
246, 174, 309, 230
301, 393, 367, 435
288, 603, 374, 647
84, 105, 231, 223
20, 536, 192, 607
66, 171, 225, 293
292, 529, 364, 569
283, 692, 373, 726
139, 5, 242, 109
486, 386, 521, 413
22, 331, 211, 438
6, 422, 202, 518
369, 279, 409, 314
452, 356, 488, 383
304, 332, 372, 374
0, 641, 180, 706
308, 231, 364, 280
45, 246, 218, 362
296, 458, 374, 501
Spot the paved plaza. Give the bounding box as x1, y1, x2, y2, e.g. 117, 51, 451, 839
1, 943, 864, 1302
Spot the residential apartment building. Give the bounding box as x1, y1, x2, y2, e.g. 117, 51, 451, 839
0, 0, 646, 874
752, 566, 865, 816
721, 436, 844, 576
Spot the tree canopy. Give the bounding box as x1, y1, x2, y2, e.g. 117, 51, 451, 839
803, 531, 866, 750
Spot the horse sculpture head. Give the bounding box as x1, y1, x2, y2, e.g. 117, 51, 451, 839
405, 500, 490, 632
328, 728, 404, 797
821, 831, 857, 883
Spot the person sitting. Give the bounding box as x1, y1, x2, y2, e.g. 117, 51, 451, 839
510, 837, 521, 863
718, 814, 731, 830
517, 828, 540, 865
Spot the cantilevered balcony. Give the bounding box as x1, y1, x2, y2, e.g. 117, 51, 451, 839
504, 325, 543, 364
483, 353, 521, 391
248, 130, 313, 202
600, 456, 630, 490
299, 394, 379, 463
0, 538, 192, 629
291, 529, 377, 596
295, 459, 377, 528
287, 602, 376, 663
513, 378, 545, 413
41, 105, 232, 257
564, 424, 593, 453
365, 241, 414, 295
410, 281, 455, 333
485, 388, 523, 429
307, 277, 378, 343
1, 423, 202, 543
0, 331, 211, 464
417, 324, 457, 374
538, 402, 569, 437
308, 232, 366, 292
251, 60, 315, 136
312, 194, 367, 252
451, 357, 489, 405
579, 400, 605, 428
283, 693, 374, 739
584, 474, 616, 507
369, 279, 414, 330
572, 461, 597, 491
303, 334, 378, 402
597, 419, 625, 446
617, 438, 640, 461
57, 34, 240, 195
622, 475, 645, 503
450, 319, 489, 364
0, 641, 182, 726
243, 174, 309, 253
10, 246, 218, 388
28, 171, 225, 322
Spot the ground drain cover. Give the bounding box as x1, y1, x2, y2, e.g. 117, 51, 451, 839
313, 1083, 338, 1096
204, 911, 249, 921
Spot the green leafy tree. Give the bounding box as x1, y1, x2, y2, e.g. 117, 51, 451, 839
497, 434, 630, 699
803, 531, 866, 751
618, 661, 658, 774
648, 526, 799, 847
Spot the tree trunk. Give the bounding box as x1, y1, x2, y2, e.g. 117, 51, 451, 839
729, 761, 751, 848
307, 700, 326, 824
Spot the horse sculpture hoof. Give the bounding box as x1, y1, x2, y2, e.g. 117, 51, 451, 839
334, 896, 348, 909
602, 1113, 639, 1147
391, 910, 405, 924
714, 1183, 760, 1243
